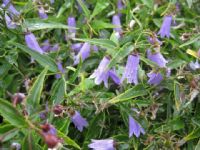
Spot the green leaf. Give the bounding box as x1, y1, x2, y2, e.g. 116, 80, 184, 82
108, 43, 134, 69
0, 99, 28, 127
56, 1, 72, 18
108, 84, 148, 104
179, 34, 200, 48
154, 118, 184, 132
77, 0, 90, 18
0, 124, 15, 134
22, 132, 38, 150
174, 81, 181, 111
68, 78, 95, 97
167, 59, 186, 69
141, 0, 153, 8
91, 20, 116, 30
90, 1, 109, 20
26, 67, 48, 113
58, 131, 81, 149
74, 38, 117, 49
51, 76, 66, 104
184, 128, 200, 141
22, 20, 72, 31
12, 42, 58, 72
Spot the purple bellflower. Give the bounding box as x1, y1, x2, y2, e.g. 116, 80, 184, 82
67, 16, 76, 39
2, 0, 20, 29
90, 56, 120, 88
38, 6, 48, 19
70, 111, 88, 132
88, 139, 116, 150
121, 54, 140, 85
74, 42, 91, 65
129, 115, 145, 138
147, 71, 163, 86
41, 40, 60, 52
158, 15, 173, 38
117, 0, 124, 17
25, 32, 44, 54
41, 40, 51, 52
112, 15, 122, 39
147, 49, 168, 68
5, 14, 17, 29
189, 60, 200, 70
71, 43, 83, 54
2, 0, 20, 16
55, 61, 65, 79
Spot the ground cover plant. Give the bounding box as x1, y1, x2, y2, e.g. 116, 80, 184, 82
0, 0, 200, 149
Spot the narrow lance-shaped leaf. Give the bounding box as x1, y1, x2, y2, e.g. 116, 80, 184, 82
12, 42, 58, 72
51, 76, 66, 104
179, 34, 200, 48
77, 0, 90, 19
26, 67, 48, 114
73, 38, 117, 49
58, 131, 81, 149
0, 98, 28, 127
90, 1, 109, 20
108, 84, 148, 104
22, 20, 73, 31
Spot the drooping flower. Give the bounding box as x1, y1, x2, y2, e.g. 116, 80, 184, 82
55, 61, 65, 79
74, 42, 90, 65
129, 115, 145, 138
69, 110, 88, 132
121, 54, 140, 85
158, 15, 173, 38
117, 0, 124, 17
41, 40, 60, 52
189, 60, 200, 70
147, 49, 168, 68
67, 16, 76, 39
41, 40, 51, 52
112, 15, 122, 39
147, 71, 163, 86
38, 6, 48, 19
2, 0, 20, 29
2, 0, 20, 16
25, 32, 44, 54
108, 69, 121, 85
5, 14, 17, 29
88, 139, 116, 150
71, 43, 83, 54
90, 56, 120, 88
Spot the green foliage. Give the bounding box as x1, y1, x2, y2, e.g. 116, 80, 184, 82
0, 0, 199, 149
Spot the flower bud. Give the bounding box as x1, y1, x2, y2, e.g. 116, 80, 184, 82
12, 93, 25, 106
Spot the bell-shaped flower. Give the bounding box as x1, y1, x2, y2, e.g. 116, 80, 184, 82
74, 42, 90, 65
69, 110, 88, 132
158, 15, 173, 38
129, 115, 145, 138
90, 56, 120, 88
25, 32, 44, 54
88, 139, 116, 150
147, 49, 168, 68
121, 54, 140, 85
147, 71, 163, 86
